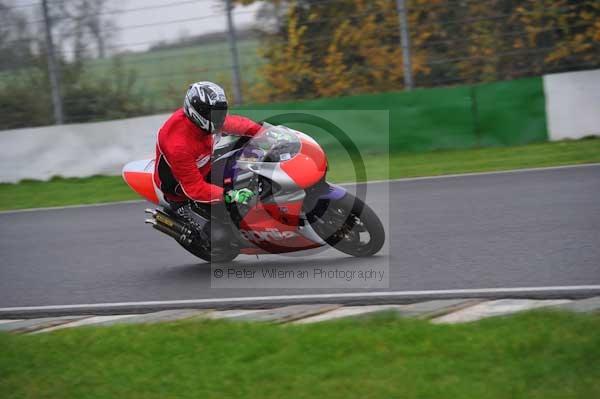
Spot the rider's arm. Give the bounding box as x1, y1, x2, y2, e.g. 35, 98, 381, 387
164, 145, 224, 203
221, 114, 262, 137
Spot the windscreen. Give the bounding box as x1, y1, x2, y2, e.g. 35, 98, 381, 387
238, 124, 301, 163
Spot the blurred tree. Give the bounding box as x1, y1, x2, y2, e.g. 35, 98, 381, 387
0, 56, 154, 129
315, 0, 407, 97
61, 58, 154, 123
51, 0, 116, 61
454, 0, 504, 82
2, 0, 598, 127
0, 1, 34, 71
0, 70, 51, 129
425, 0, 600, 83
250, 0, 427, 101
242, 0, 599, 102
400, 0, 447, 86
253, 3, 315, 101
243, 0, 464, 100
511, 0, 600, 72
0, 0, 152, 129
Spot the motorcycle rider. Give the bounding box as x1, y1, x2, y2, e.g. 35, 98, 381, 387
154, 81, 261, 254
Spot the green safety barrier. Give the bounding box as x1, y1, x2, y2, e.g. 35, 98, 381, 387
235, 76, 547, 153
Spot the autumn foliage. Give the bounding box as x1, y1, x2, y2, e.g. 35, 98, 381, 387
245, 0, 599, 102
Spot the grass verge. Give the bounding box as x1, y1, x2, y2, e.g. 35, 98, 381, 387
1, 138, 599, 211
1, 310, 599, 398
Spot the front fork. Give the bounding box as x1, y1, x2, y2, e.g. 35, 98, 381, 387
300, 182, 348, 245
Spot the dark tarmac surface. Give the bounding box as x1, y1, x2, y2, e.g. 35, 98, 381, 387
1, 165, 599, 311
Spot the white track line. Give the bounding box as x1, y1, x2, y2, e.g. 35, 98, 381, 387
359, 162, 600, 185
0, 199, 145, 215
1, 285, 599, 313
1, 162, 598, 215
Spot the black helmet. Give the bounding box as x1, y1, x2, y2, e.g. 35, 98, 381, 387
183, 81, 228, 133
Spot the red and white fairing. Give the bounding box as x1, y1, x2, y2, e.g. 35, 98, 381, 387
122, 159, 160, 205
281, 132, 327, 189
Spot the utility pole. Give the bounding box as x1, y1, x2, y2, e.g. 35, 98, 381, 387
41, 0, 64, 124
225, 0, 243, 105
395, 0, 414, 90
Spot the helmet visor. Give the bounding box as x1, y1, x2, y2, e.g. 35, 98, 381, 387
210, 107, 227, 131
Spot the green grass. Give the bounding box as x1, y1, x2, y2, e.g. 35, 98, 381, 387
329, 137, 600, 183
0, 310, 599, 398
0, 138, 598, 211
0, 175, 140, 211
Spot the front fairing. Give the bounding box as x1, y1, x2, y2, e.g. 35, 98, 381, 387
214, 125, 329, 253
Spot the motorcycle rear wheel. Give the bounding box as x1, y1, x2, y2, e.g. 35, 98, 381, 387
179, 241, 239, 263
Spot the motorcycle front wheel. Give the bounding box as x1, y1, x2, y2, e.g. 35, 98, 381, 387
309, 193, 385, 257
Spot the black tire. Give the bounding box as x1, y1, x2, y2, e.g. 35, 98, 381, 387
178, 241, 239, 263
310, 193, 385, 257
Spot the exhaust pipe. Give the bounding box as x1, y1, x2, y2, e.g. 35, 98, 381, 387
146, 219, 192, 246
146, 208, 194, 236
144, 207, 195, 246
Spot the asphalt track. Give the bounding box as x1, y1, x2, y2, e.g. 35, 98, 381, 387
1, 164, 599, 315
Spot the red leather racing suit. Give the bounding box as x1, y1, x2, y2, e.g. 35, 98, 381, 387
154, 108, 262, 203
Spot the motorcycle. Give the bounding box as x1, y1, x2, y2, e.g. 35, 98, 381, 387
122, 123, 385, 263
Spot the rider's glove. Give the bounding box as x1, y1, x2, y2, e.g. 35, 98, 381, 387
224, 188, 255, 205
